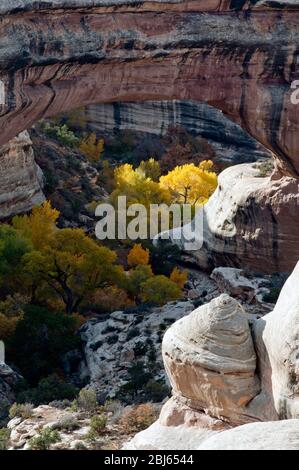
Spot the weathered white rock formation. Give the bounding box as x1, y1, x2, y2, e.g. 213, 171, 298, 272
0, 131, 44, 219
127, 262, 299, 450
197, 420, 299, 450
163, 294, 260, 425
160, 163, 299, 273
255, 262, 299, 420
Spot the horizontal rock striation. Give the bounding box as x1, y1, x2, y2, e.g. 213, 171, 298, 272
163, 294, 260, 425
84, 101, 270, 164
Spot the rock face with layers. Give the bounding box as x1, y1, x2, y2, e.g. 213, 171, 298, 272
163, 294, 260, 425
0, 131, 44, 219
255, 262, 299, 420
84, 101, 270, 165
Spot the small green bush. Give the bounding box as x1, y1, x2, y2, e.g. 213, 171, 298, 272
52, 414, 78, 432
77, 389, 98, 413
88, 414, 107, 438
140, 275, 181, 306
126, 327, 140, 341
9, 403, 34, 420
42, 122, 79, 148
262, 287, 281, 304
0, 428, 10, 450
253, 159, 274, 177
29, 428, 61, 450
144, 379, 170, 402
102, 325, 119, 334
106, 334, 118, 345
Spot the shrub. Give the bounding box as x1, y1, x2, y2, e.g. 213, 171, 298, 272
48, 399, 72, 410
106, 334, 118, 345
29, 428, 61, 450
17, 375, 77, 406
43, 122, 79, 147
133, 341, 147, 357
126, 265, 153, 297
73, 441, 88, 450
262, 287, 281, 304
77, 389, 98, 413
144, 380, 170, 402
126, 327, 140, 341
52, 414, 78, 432
87, 286, 134, 314
102, 325, 119, 334
9, 403, 34, 420
149, 240, 181, 276
88, 414, 107, 438
119, 404, 158, 432
117, 362, 152, 402
79, 133, 104, 163
253, 159, 274, 177
140, 275, 182, 305
8, 305, 80, 384
192, 298, 203, 308
0, 428, 10, 450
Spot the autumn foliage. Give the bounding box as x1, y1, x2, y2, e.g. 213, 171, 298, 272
159, 161, 217, 205
79, 133, 104, 163
127, 244, 150, 267
170, 267, 188, 289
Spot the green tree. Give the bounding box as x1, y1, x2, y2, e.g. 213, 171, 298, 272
22, 228, 125, 314
140, 275, 182, 305
127, 265, 153, 298
0, 225, 30, 293
8, 305, 80, 384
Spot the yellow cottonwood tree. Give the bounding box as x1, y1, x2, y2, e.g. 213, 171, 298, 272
111, 163, 170, 208
159, 161, 217, 206
138, 158, 161, 182
22, 228, 125, 314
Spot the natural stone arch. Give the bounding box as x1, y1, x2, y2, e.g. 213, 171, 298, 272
0, 0, 298, 176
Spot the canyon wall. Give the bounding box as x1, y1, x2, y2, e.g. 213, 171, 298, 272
84, 101, 270, 164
